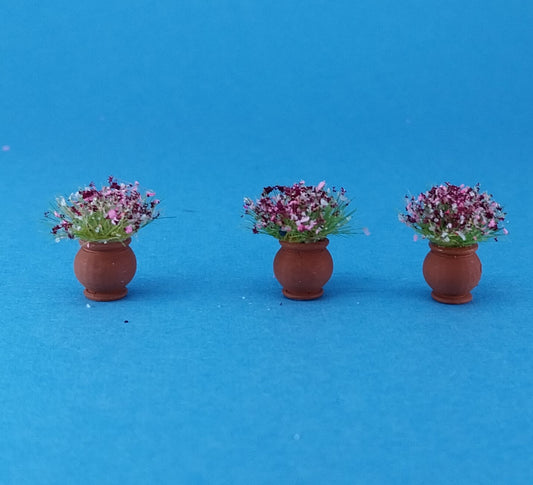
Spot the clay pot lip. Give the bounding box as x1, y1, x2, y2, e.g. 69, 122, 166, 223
278, 238, 330, 250
78, 237, 132, 250
428, 242, 478, 254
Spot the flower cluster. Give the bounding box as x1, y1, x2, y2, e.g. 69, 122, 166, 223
46, 176, 160, 242
399, 182, 507, 247
243, 181, 353, 243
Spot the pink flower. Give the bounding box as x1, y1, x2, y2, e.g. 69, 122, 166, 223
400, 183, 506, 246
46, 176, 160, 242
244, 181, 352, 242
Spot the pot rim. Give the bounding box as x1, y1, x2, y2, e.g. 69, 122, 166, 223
428, 242, 478, 254
79, 237, 132, 250
278, 238, 329, 250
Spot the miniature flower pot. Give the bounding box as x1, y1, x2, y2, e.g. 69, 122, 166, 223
73, 238, 137, 301
422, 243, 482, 304
273, 239, 333, 300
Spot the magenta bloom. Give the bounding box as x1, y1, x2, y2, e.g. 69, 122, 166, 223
399, 183, 507, 247
243, 181, 353, 243
45, 176, 160, 242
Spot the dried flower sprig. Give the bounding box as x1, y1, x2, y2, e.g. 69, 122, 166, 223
46, 176, 160, 242
399, 182, 507, 247
243, 181, 353, 243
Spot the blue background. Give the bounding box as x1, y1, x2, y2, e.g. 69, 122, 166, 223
1, 1, 532, 483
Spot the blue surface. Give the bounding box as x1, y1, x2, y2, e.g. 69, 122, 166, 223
1, 1, 532, 483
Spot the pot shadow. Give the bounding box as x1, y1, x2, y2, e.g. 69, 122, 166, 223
326, 271, 429, 304
127, 271, 277, 303
469, 282, 518, 307
126, 274, 199, 301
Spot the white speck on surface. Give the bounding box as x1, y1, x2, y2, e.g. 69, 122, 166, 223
86, 303, 91, 308
241, 296, 246, 300
293, 433, 301, 441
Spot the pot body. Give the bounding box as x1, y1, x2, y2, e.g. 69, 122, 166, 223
74, 238, 137, 301
273, 239, 333, 300
422, 243, 482, 304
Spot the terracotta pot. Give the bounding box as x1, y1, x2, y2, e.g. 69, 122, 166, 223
273, 239, 333, 300
422, 243, 482, 304
73, 238, 137, 301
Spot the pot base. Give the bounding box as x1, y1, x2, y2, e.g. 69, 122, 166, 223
431, 291, 472, 305
84, 288, 128, 302
282, 288, 324, 301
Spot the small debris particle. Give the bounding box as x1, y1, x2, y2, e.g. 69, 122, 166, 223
363, 227, 371, 236
241, 296, 246, 300
293, 433, 301, 441
124, 320, 129, 323
1, 145, 10, 152
86, 303, 91, 308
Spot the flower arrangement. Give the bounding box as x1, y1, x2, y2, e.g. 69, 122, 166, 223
399, 182, 507, 247
45, 176, 160, 242
243, 181, 353, 243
